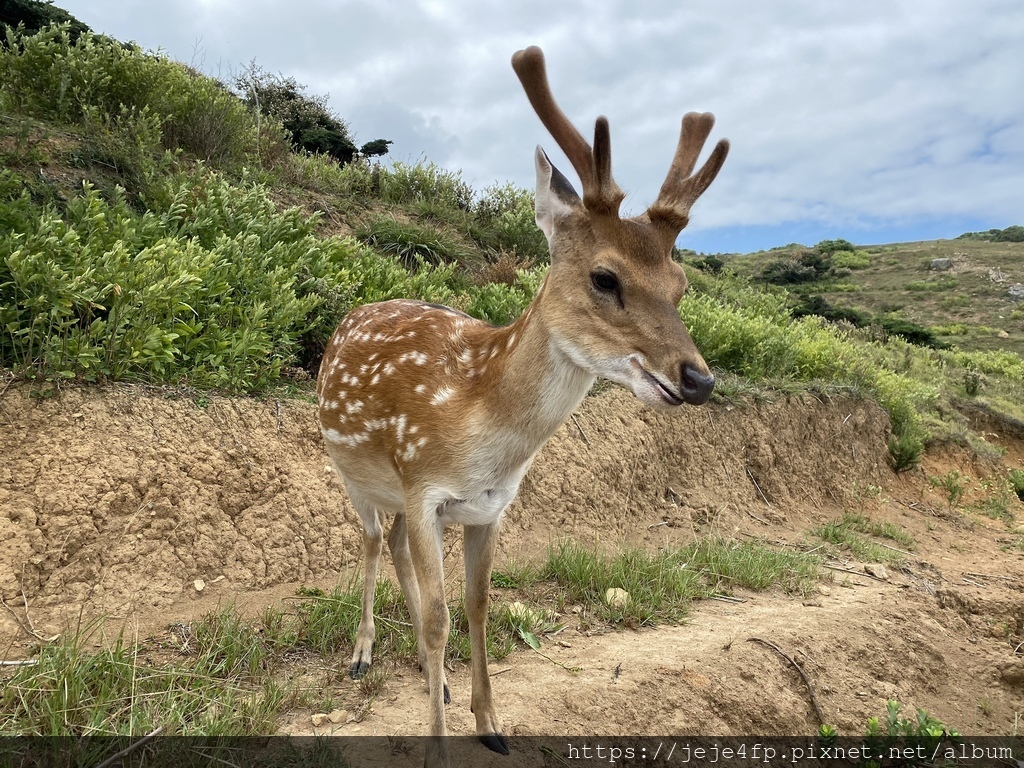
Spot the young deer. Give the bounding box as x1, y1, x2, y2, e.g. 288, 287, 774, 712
317, 46, 728, 767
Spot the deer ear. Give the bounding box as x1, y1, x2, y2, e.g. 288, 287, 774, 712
534, 146, 580, 242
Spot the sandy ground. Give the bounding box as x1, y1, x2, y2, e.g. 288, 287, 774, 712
2, 381, 1022, 760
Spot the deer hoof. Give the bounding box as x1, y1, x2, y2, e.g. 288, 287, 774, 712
480, 732, 509, 755
349, 660, 370, 679
443, 683, 451, 705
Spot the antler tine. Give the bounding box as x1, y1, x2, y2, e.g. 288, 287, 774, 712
512, 46, 624, 215
647, 111, 730, 235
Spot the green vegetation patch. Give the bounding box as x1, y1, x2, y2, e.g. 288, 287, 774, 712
811, 512, 915, 564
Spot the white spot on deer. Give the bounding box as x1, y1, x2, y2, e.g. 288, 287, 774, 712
371, 373, 380, 386
338, 432, 370, 447
368, 352, 379, 362
383, 363, 396, 376
346, 400, 364, 414
323, 427, 369, 448
431, 386, 454, 405
414, 384, 427, 395
409, 424, 419, 435
489, 347, 499, 359
458, 348, 473, 365
506, 333, 517, 349
413, 352, 428, 365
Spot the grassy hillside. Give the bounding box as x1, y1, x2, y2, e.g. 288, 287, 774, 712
2, 24, 1023, 474
722, 238, 1024, 357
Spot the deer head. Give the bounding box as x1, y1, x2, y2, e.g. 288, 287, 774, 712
512, 45, 729, 408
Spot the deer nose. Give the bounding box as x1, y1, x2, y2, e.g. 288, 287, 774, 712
680, 361, 715, 405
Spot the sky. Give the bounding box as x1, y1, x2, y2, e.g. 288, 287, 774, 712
56, 0, 1024, 254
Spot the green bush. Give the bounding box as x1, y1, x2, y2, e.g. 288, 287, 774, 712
831, 250, 871, 269
472, 182, 548, 263
377, 160, 474, 210
0, 168, 485, 389
0, 26, 280, 170
356, 215, 478, 271
815, 238, 855, 253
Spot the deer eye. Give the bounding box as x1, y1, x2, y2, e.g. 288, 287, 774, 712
590, 270, 619, 294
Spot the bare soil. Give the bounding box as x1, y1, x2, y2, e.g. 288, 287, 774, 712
2, 383, 1023, 749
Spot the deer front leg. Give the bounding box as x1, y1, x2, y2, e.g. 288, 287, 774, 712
465, 521, 508, 754
350, 504, 383, 679
406, 499, 451, 768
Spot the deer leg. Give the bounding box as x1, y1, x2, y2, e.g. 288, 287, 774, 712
350, 504, 383, 679
406, 498, 451, 768
465, 521, 508, 754
387, 514, 450, 704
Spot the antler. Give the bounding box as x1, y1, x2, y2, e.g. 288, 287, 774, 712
646, 112, 730, 237
511, 46, 624, 216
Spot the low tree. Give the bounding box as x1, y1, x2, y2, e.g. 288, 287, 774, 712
235, 64, 389, 165
1, 0, 90, 42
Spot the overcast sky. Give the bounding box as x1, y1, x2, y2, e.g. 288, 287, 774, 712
57, 0, 1024, 253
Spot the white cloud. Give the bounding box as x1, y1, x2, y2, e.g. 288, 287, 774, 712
56, 0, 1024, 248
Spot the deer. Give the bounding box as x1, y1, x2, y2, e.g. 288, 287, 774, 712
316, 45, 728, 768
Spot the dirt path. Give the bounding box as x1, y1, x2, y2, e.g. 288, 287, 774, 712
2, 383, 1022, 749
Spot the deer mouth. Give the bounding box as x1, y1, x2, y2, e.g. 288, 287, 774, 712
641, 369, 685, 406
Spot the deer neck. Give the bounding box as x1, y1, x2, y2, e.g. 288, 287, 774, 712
472, 281, 595, 447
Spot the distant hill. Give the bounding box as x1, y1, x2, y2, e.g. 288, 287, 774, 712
703, 237, 1024, 358
956, 225, 1024, 243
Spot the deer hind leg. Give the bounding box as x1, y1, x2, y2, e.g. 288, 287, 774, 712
350, 502, 383, 679
465, 521, 508, 754
388, 512, 450, 704
405, 497, 452, 767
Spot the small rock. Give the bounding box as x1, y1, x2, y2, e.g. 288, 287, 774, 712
311, 713, 328, 727
817, 585, 832, 596
930, 258, 952, 271
605, 587, 630, 609
1009, 283, 1024, 302
997, 330, 1010, 339
193, 579, 205, 593
327, 709, 348, 724
864, 564, 889, 580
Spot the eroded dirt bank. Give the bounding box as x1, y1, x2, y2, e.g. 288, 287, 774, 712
0, 384, 888, 632
2, 383, 1023, 744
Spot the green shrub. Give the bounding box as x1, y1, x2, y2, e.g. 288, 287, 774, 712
0, 167, 481, 389
0, 26, 279, 170
377, 160, 474, 210
815, 238, 855, 253
831, 250, 871, 269
472, 182, 548, 263
356, 215, 478, 270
